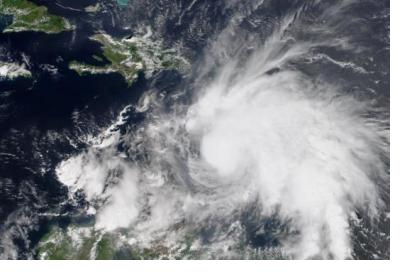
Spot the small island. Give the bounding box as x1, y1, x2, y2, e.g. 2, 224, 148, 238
0, 0, 73, 33
69, 33, 188, 86
84, 3, 101, 13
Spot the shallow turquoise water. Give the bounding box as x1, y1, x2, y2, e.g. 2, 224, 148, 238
117, 0, 128, 6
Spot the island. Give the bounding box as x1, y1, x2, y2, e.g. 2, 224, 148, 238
69, 33, 189, 86
0, 0, 73, 33
84, 3, 101, 13
0, 61, 31, 80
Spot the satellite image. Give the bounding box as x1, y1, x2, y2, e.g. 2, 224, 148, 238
0, 0, 389, 260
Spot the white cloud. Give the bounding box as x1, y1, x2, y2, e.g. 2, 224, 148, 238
55, 0, 388, 259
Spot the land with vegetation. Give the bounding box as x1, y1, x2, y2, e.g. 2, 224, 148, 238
69, 33, 188, 86
0, 0, 73, 33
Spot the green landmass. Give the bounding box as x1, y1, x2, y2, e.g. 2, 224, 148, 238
37, 226, 125, 260
68, 33, 189, 86
36, 225, 200, 260
0, 0, 73, 33
36, 223, 287, 259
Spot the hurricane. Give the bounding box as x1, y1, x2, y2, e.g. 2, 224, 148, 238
54, 0, 389, 260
